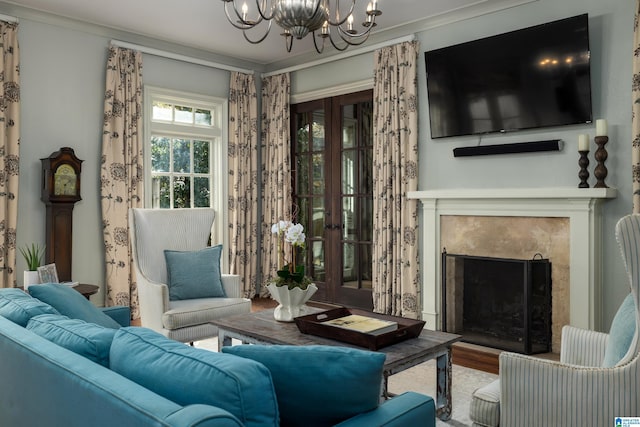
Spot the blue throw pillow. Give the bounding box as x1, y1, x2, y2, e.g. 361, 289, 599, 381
164, 245, 226, 301
27, 314, 117, 367
0, 288, 59, 326
603, 293, 637, 367
110, 327, 278, 427
28, 283, 121, 329
222, 345, 386, 427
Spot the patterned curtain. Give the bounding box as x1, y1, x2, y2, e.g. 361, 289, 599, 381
0, 22, 19, 288
260, 73, 291, 296
633, 1, 640, 213
100, 46, 143, 317
371, 41, 420, 318
229, 72, 259, 298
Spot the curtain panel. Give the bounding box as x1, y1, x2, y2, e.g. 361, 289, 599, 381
371, 41, 420, 318
260, 73, 291, 295
229, 72, 259, 297
100, 46, 143, 317
0, 21, 19, 288
633, 0, 640, 213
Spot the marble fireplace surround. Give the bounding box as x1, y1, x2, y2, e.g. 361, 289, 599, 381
407, 187, 617, 335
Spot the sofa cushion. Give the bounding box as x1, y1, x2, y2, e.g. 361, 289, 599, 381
110, 327, 278, 427
603, 293, 637, 367
26, 314, 117, 367
469, 379, 501, 427
164, 245, 226, 301
28, 283, 121, 329
222, 344, 385, 427
0, 288, 59, 327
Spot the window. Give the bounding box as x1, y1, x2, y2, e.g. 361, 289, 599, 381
143, 86, 228, 257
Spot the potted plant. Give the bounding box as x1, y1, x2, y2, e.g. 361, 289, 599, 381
20, 243, 44, 290
266, 220, 317, 322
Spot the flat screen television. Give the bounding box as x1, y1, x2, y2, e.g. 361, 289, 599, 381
425, 14, 593, 139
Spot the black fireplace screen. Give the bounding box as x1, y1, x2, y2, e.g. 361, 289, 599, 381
441, 251, 552, 354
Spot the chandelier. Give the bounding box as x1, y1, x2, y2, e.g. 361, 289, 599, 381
222, 0, 382, 53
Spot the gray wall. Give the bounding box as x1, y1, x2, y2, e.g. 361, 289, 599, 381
7, 0, 634, 330
15, 17, 233, 305
291, 0, 633, 330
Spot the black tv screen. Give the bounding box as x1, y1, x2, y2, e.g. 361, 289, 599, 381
425, 14, 593, 139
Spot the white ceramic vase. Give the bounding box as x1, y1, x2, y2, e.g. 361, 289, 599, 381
23, 270, 40, 291
266, 282, 318, 322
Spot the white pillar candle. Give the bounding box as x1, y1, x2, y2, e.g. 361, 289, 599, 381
578, 134, 589, 151
595, 119, 608, 137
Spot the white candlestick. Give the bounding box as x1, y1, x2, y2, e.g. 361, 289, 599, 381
578, 134, 589, 151
596, 119, 608, 137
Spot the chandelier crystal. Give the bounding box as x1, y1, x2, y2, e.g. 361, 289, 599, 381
222, 0, 382, 53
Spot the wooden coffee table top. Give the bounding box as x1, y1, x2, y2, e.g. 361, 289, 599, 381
211, 308, 461, 373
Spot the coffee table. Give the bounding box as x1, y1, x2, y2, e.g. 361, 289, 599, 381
211, 308, 462, 421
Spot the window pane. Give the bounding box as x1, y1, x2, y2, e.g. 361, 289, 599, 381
173, 139, 191, 173
311, 198, 324, 238
312, 241, 325, 281
312, 154, 324, 194
296, 154, 310, 195
343, 242, 356, 286
342, 150, 356, 194
194, 177, 210, 207
296, 113, 310, 153
194, 140, 210, 174
173, 176, 191, 208
195, 109, 212, 126
152, 102, 172, 121
152, 176, 170, 208
175, 105, 193, 123
360, 242, 372, 288
151, 136, 170, 172
342, 196, 355, 239
312, 112, 325, 150
361, 148, 373, 195
361, 196, 373, 241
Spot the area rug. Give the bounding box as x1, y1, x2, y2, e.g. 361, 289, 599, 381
195, 338, 497, 426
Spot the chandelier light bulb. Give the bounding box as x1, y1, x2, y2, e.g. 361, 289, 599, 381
241, 2, 248, 21
347, 15, 354, 31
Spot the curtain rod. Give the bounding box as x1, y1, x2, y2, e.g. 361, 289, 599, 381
0, 13, 18, 23
110, 40, 255, 75
261, 34, 416, 78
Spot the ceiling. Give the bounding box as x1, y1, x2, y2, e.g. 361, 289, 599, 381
1, 0, 516, 65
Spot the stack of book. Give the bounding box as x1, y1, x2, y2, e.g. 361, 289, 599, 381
323, 314, 398, 336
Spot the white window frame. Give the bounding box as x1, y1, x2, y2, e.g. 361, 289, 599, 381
143, 85, 229, 270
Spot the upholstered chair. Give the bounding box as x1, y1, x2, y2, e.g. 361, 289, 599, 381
470, 214, 640, 426
129, 208, 251, 343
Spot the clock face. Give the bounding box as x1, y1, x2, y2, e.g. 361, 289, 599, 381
54, 164, 77, 196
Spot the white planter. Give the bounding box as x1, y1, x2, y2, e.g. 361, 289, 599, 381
23, 271, 40, 291
266, 283, 318, 322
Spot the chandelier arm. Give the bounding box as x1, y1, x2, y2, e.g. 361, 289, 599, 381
242, 20, 274, 44
312, 31, 325, 53
224, 1, 264, 29
334, 27, 371, 47
325, 0, 355, 27
335, 22, 375, 40
286, 34, 294, 52
328, 32, 352, 51
255, 0, 276, 21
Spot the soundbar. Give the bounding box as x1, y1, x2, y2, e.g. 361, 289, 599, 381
453, 139, 563, 157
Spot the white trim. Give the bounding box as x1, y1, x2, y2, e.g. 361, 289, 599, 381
110, 40, 254, 75
407, 187, 617, 332
0, 13, 18, 23
291, 79, 374, 104
262, 34, 416, 78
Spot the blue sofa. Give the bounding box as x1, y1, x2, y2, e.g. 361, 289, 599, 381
0, 286, 435, 426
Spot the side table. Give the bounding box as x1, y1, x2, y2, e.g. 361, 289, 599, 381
74, 284, 99, 300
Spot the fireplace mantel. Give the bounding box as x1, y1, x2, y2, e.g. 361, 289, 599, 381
407, 187, 617, 332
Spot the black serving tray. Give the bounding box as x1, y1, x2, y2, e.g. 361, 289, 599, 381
294, 307, 426, 350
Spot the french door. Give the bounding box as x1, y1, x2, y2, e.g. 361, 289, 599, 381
291, 90, 373, 310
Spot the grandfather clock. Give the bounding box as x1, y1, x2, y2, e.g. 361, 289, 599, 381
41, 147, 83, 282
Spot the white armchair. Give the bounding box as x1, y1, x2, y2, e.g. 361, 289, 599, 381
129, 208, 251, 343
470, 214, 640, 427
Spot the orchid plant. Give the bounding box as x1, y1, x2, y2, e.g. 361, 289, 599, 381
271, 220, 312, 290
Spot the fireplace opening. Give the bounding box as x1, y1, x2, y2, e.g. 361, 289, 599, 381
442, 251, 552, 354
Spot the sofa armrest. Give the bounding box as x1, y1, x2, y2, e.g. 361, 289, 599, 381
499, 351, 640, 426
100, 306, 131, 327
333, 392, 435, 427
221, 274, 242, 298
137, 275, 170, 331
560, 325, 609, 366
164, 404, 243, 427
